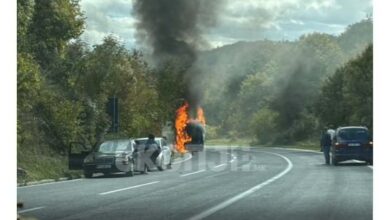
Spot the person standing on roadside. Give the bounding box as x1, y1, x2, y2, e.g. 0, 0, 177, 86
321, 129, 332, 165
145, 134, 160, 165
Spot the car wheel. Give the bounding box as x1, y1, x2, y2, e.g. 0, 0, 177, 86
157, 157, 164, 171
167, 153, 173, 169
125, 170, 134, 177
84, 170, 93, 178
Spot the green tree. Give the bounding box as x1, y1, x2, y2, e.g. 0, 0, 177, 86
17, 53, 43, 150
315, 44, 373, 131
33, 90, 84, 152
17, 53, 42, 111
250, 107, 279, 144
74, 37, 162, 140
343, 44, 373, 129
17, 0, 35, 53
18, 0, 86, 152
314, 68, 348, 127
224, 61, 277, 136
29, 0, 85, 69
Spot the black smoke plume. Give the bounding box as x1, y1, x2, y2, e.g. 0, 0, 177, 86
133, 0, 222, 116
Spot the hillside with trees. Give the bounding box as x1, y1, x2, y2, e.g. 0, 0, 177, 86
198, 18, 373, 144
17, 0, 170, 181
315, 44, 373, 131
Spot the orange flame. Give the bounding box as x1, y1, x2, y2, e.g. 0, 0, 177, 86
175, 102, 206, 154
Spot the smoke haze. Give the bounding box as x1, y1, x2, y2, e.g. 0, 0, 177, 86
133, 0, 223, 114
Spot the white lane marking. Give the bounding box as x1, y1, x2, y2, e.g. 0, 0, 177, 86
188, 152, 293, 220
18, 179, 82, 189
18, 206, 45, 214
180, 169, 206, 177
368, 166, 373, 170
99, 181, 160, 195
172, 153, 193, 165
214, 163, 227, 168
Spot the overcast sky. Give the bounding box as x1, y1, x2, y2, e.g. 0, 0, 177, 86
79, 0, 372, 50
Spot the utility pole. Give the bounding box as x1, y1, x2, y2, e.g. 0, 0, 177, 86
107, 97, 119, 133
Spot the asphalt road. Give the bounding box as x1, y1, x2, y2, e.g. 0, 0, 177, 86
17, 146, 373, 220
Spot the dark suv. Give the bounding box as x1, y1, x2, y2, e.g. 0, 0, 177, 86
69, 139, 135, 178
331, 126, 373, 165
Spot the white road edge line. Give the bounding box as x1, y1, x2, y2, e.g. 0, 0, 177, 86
99, 181, 160, 195
368, 166, 373, 170
188, 152, 293, 220
18, 179, 82, 189
214, 163, 227, 168
172, 153, 193, 165
180, 169, 206, 177
18, 206, 45, 214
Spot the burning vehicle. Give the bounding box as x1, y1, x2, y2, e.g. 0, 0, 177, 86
184, 120, 205, 152
175, 102, 206, 154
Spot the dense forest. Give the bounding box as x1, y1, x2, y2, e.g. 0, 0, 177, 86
17, 0, 372, 179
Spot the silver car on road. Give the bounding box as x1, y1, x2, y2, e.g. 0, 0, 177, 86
133, 137, 173, 174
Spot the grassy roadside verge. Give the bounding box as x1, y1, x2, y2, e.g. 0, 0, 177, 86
17, 148, 82, 185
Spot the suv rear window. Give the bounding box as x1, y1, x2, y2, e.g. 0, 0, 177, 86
338, 128, 369, 141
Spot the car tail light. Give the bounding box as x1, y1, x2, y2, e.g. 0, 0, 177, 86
364, 141, 373, 148
335, 142, 346, 148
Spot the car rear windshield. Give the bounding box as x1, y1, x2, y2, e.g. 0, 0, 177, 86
98, 140, 131, 153
338, 128, 369, 141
